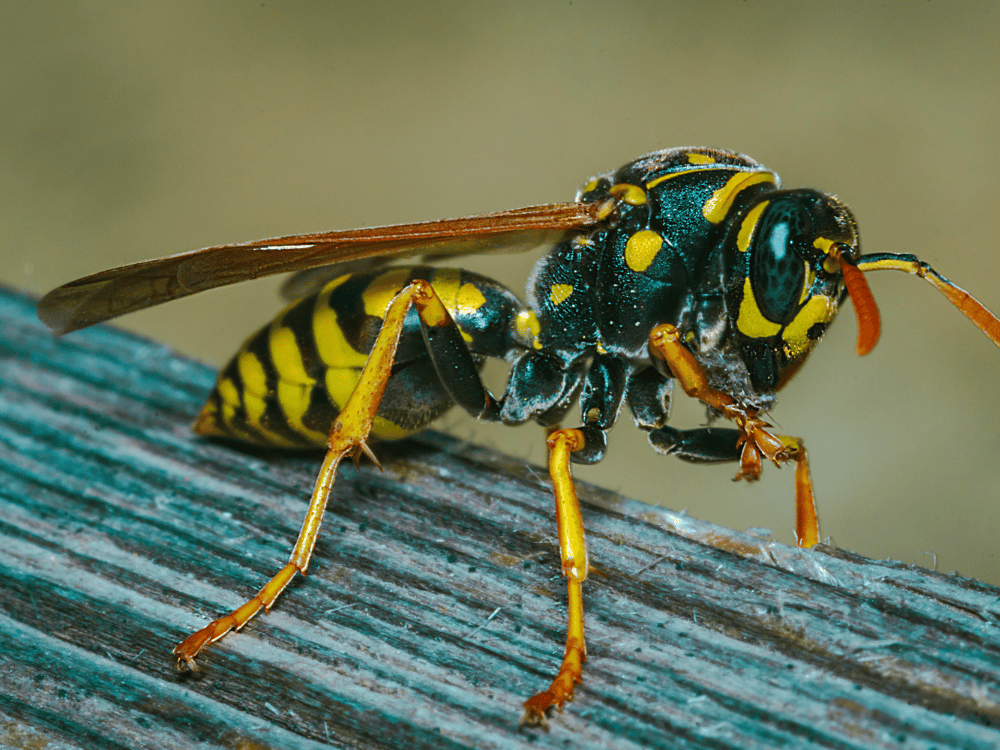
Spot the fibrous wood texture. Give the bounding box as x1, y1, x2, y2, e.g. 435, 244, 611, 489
2, 285, 999, 749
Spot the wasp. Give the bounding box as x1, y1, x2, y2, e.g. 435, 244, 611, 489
38, 147, 1000, 725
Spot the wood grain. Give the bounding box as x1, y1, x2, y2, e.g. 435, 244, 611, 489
2, 284, 999, 749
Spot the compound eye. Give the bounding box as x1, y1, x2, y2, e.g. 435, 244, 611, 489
751, 216, 806, 325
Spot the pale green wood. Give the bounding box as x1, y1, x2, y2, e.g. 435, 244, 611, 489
2, 285, 1000, 749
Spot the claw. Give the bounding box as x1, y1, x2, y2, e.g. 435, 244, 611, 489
359, 440, 381, 469
736, 437, 763, 481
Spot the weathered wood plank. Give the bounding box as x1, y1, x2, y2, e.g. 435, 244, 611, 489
2, 284, 1000, 749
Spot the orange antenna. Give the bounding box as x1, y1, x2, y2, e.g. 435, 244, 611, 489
855, 253, 1000, 349
830, 245, 881, 356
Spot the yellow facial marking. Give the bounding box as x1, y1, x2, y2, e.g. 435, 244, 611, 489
549, 284, 574, 306
812, 237, 836, 255
799, 264, 816, 305
783, 294, 836, 358
737, 200, 770, 252
363, 268, 413, 318
703, 171, 777, 224
624, 230, 663, 273
609, 183, 647, 206
813, 237, 843, 275
736, 277, 782, 338
686, 152, 715, 165
595, 339, 607, 355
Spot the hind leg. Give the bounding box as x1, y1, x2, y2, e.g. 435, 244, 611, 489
173, 279, 479, 668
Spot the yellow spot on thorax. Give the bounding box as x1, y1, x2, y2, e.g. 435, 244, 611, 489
624, 230, 663, 273
609, 183, 647, 205
516, 310, 542, 349
549, 284, 574, 305
646, 166, 716, 190
686, 152, 716, 164
703, 171, 777, 224
429, 268, 461, 308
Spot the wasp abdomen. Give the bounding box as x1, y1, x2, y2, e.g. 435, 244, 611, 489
194, 265, 528, 447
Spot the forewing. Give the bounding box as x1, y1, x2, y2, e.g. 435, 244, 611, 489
38, 202, 602, 334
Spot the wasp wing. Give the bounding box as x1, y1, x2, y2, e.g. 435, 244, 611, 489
38, 202, 603, 334
277, 220, 562, 302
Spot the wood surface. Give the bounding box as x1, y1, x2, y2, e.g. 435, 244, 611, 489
2, 284, 999, 749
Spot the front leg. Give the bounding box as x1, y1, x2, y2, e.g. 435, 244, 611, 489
647, 324, 819, 548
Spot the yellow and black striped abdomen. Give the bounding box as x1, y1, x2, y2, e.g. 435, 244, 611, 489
194, 265, 530, 448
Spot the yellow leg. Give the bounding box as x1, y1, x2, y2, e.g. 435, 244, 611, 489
648, 324, 820, 549
521, 428, 589, 726
174, 280, 441, 670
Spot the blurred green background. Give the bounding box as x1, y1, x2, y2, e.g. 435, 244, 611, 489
3, 2, 999, 584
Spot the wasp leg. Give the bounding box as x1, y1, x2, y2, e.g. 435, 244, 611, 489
521, 428, 589, 727
173, 279, 453, 670
649, 426, 818, 547
647, 325, 819, 548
